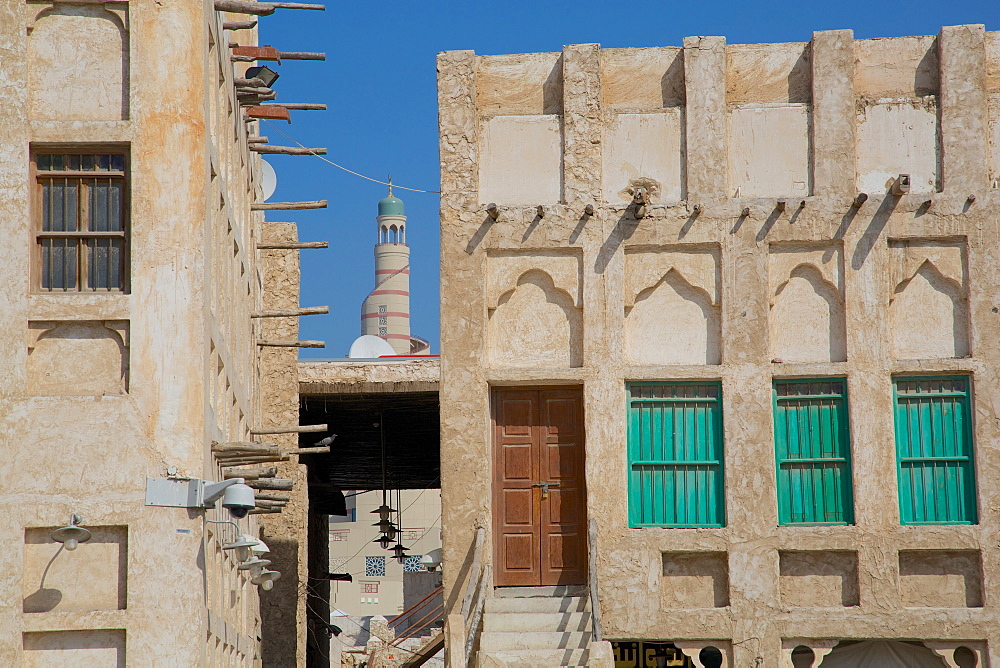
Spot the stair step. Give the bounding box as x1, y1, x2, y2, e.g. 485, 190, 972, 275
485, 597, 589, 614
494, 586, 585, 598
483, 648, 590, 667
480, 631, 591, 652
483, 611, 591, 633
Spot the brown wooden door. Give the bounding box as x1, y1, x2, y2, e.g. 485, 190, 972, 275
493, 388, 586, 586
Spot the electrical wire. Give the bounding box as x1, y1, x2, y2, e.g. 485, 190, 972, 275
261, 120, 440, 194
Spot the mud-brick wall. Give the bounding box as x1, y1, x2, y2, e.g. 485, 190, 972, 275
439, 26, 1000, 666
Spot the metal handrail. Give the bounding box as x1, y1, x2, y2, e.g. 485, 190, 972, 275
390, 585, 444, 629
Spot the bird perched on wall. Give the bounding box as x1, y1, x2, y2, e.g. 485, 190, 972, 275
313, 434, 337, 447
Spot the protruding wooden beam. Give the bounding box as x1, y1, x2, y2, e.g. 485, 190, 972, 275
282, 446, 331, 455
215, 0, 275, 15
251, 200, 326, 210
257, 339, 325, 348
254, 492, 290, 501
234, 77, 266, 87
249, 145, 326, 155
252, 424, 328, 435
255, 241, 328, 249
251, 306, 328, 318
245, 106, 290, 122
223, 20, 258, 29
278, 51, 325, 60
248, 136, 268, 144
232, 45, 281, 60
213, 440, 280, 452
270, 2, 325, 8
224, 467, 278, 479
249, 508, 282, 514
236, 86, 274, 95
262, 103, 327, 111
247, 478, 295, 491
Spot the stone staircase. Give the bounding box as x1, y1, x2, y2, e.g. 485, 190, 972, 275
477, 586, 593, 667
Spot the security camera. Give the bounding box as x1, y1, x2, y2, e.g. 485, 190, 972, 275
222, 483, 256, 519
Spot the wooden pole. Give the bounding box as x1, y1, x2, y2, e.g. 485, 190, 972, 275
250, 145, 326, 155
251, 200, 327, 210
278, 52, 326, 60
213, 441, 281, 452
234, 77, 267, 87
249, 508, 282, 514
251, 306, 328, 318
223, 467, 278, 479
281, 446, 331, 455
254, 492, 290, 501
257, 340, 325, 348
215, 0, 276, 15
247, 136, 269, 144
270, 1, 325, 8
223, 20, 257, 29
252, 424, 328, 435
247, 479, 295, 491
255, 241, 328, 249
262, 103, 327, 110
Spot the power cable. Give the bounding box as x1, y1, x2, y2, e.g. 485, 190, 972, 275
262, 120, 440, 194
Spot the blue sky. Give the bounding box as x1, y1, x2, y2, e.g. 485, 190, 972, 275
258, 1, 995, 358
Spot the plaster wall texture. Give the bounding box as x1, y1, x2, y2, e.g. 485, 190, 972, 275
438, 26, 1000, 666
0, 2, 301, 665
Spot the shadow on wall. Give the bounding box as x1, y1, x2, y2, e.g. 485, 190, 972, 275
262, 537, 299, 668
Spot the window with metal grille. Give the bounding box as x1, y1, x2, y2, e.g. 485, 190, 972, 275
627, 382, 725, 528
894, 376, 977, 524
34, 151, 128, 291
773, 379, 854, 525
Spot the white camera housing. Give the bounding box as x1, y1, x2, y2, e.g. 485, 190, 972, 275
222, 483, 256, 519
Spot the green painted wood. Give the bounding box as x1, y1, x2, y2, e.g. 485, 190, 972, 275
627, 382, 724, 528
773, 379, 853, 525
894, 376, 977, 524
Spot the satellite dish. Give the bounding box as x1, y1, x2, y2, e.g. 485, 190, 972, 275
348, 335, 395, 359
261, 160, 277, 201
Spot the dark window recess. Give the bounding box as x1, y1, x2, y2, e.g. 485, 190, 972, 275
35, 152, 128, 292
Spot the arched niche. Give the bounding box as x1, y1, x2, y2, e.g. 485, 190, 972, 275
28, 322, 128, 396
890, 260, 969, 359
28, 5, 129, 121
770, 264, 846, 363
488, 269, 582, 368
626, 269, 720, 365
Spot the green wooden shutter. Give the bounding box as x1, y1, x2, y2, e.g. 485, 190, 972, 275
627, 382, 724, 528
773, 379, 853, 525
894, 377, 977, 524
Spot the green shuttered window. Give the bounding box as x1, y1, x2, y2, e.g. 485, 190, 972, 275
894, 377, 977, 525
627, 382, 724, 528
773, 379, 853, 525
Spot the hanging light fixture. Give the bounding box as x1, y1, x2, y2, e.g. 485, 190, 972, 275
391, 543, 410, 564
372, 518, 398, 538
222, 535, 261, 562
50, 514, 92, 551
373, 534, 393, 549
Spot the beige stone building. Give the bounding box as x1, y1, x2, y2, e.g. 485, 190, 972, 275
0, 1, 320, 665
438, 26, 1000, 667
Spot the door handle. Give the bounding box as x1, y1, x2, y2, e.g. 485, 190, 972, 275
531, 482, 561, 499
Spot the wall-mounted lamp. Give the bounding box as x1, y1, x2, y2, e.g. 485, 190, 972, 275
251, 539, 270, 557
51, 514, 91, 551
252, 569, 282, 591
238, 557, 272, 578
223, 535, 261, 562
245, 65, 280, 88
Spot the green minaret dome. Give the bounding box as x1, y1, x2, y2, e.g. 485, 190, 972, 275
378, 182, 405, 216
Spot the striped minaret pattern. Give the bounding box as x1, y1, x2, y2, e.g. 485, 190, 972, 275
361, 187, 410, 354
